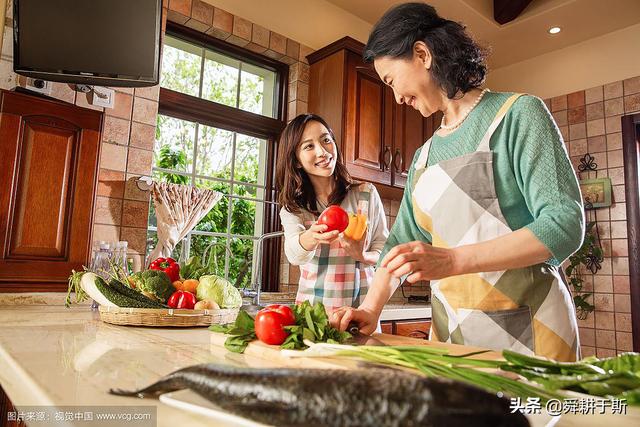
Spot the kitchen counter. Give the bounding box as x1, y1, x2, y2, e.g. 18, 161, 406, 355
380, 303, 431, 321
0, 304, 637, 427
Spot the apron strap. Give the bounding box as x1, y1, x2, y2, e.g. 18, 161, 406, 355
476, 93, 524, 152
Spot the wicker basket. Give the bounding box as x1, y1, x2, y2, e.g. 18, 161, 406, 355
98, 306, 238, 327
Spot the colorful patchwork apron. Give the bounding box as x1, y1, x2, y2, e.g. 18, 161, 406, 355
412, 94, 580, 361
296, 184, 375, 313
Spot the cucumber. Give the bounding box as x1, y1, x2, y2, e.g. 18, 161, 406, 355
106, 278, 167, 308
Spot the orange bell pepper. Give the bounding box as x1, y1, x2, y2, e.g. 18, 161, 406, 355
343, 213, 367, 240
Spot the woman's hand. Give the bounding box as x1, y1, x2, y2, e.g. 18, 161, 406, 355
330, 306, 380, 335
380, 241, 461, 282
299, 223, 340, 251
340, 235, 366, 262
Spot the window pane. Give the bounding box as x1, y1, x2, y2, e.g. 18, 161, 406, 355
228, 238, 255, 289
161, 35, 202, 97
194, 201, 229, 234
148, 199, 157, 228
155, 115, 195, 174
196, 125, 233, 179
231, 198, 264, 237
233, 184, 264, 199
234, 134, 266, 185
152, 169, 190, 186
240, 62, 276, 118
202, 50, 239, 108
190, 235, 226, 277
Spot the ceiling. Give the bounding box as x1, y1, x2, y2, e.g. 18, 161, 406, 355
325, 0, 640, 68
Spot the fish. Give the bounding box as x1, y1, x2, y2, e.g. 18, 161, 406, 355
110, 364, 529, 427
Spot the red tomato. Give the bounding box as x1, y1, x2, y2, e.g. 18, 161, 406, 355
266, 304, 296, 325
317, 205, 349, 233
255, 305, 296, 345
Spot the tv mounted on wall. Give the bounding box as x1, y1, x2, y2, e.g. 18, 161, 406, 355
13, 0, 162, 87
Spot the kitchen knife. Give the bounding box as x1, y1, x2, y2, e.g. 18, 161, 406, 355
346, 321, 386, 346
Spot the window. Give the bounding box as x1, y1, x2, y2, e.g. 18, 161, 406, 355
147, 25, 286, 290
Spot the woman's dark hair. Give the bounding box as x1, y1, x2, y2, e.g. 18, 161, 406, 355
363, 2, 487, 98
276, 114, 354, 214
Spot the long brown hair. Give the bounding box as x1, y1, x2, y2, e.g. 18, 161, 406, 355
276, 114, 354, 214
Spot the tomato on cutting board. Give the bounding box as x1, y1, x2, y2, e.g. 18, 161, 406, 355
254, 305, 296, 345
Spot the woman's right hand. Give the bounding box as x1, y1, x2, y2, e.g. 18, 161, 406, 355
299, 223, 340, 251
330, 306, 379, 335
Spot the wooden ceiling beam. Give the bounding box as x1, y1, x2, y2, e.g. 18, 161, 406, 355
494, 0, 534, 25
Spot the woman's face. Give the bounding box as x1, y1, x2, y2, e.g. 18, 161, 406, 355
373, 43, 441, 117
296, 120, 337, 179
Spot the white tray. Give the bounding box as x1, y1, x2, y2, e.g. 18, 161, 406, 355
160, 389, 271, 427
160, 389, 558, 427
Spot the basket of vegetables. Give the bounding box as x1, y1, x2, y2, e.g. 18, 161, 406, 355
65, 257, 242, 327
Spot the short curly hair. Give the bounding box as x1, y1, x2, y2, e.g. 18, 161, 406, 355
363, 2, 487, 99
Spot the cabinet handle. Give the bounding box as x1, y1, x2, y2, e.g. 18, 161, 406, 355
382, 146, 392, 170
394, 148, 403, 172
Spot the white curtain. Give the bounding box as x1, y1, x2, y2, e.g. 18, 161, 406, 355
148, 182, 222, 264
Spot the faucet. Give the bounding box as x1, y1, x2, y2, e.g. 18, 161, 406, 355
241, 231, 284, 312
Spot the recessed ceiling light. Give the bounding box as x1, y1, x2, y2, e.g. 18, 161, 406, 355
548, 27, 561, 34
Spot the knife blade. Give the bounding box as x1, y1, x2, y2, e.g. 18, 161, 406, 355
346, 321, 386, 346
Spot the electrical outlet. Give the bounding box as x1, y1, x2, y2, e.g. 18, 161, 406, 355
25, 78, 52, 95
90, 86, 115, 108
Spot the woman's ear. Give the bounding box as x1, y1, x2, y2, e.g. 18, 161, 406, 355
413, 41, 432, 70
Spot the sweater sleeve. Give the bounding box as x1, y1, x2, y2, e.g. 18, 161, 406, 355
279, 207, 315, 266
378, 147, 433, 266
507, 95, 585, 265
366, 183, 389, 254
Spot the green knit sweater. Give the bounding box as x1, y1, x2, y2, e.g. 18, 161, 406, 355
381, 91, 584, 266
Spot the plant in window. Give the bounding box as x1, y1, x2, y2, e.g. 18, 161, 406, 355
565, 222, 601, 320
157, 145, 188, 184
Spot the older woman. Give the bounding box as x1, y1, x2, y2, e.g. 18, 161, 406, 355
330, 2, 584, 361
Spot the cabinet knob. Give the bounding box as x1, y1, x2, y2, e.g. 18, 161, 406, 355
394, 148, 403, 173
382, 146, 392, 170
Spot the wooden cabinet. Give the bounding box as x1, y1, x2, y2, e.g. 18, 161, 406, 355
381, 319, 431, 338
308, 37, 441, 191
0, 89, 102, 292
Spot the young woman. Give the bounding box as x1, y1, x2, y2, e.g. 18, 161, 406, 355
331, 2, 584, 361
276, 114, 389, 313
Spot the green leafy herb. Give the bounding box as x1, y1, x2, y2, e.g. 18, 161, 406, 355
209, 310, 256, 353
210, 301, 351, 353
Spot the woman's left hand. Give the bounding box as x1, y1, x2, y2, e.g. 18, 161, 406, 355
380, 241, 460, 282
340, 235, 366, 263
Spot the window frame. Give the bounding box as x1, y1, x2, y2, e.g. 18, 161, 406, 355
154, 22, 287, 291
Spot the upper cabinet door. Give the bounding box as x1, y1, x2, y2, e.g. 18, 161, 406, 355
392, 107, 441, 188
343, 52, 392, 185
0, 90, 102, 291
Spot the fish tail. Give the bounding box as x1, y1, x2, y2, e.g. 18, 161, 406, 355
109, 375, 187, 399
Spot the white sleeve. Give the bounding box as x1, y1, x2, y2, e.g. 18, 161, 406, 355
366, 184, 389, 254
279, 207, 315, 266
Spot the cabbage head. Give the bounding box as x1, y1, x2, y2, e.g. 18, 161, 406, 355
196, 275, 242, 308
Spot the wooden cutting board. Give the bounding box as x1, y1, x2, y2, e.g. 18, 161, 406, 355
209, 331, 503, 369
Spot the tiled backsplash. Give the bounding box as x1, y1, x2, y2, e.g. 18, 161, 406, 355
544, 76, 639, 357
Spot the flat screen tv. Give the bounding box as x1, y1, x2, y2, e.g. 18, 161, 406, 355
13, 0, 162, 87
